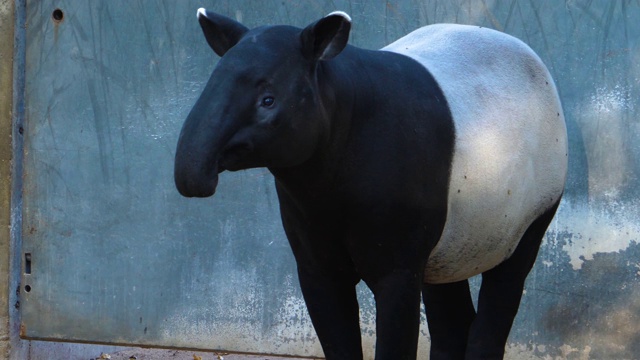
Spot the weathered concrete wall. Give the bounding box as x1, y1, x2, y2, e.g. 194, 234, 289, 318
1, 2, 124, 359
7, 1, 640, 359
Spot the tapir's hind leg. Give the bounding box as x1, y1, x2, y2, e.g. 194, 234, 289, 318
465, 200, 561, 359
423, 279, 477, 359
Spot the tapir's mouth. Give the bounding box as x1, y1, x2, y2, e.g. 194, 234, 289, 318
219, 142, 253, 171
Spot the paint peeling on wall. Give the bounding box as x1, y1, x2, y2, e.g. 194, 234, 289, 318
576, 83, 639, 200
547, 200, 640, 270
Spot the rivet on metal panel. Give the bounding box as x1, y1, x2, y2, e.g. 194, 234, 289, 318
24, 285, 31, 293
52, 8, 64, 23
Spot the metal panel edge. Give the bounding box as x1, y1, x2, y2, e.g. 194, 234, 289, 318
7, 0, 27, 358
0, 0, 17, 357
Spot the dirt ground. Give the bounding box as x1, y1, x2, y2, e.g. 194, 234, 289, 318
104, 348, 317, 360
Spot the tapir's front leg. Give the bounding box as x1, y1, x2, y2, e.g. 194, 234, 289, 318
297, 265, 363, 359
276, 189, 363, 359
367, 268, 423, 360
351, 213, 444, 360
288, 235, 363, 359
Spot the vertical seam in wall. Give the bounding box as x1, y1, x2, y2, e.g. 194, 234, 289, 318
9, 0, 27, 359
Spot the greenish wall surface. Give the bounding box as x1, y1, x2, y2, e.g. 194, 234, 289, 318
8, 1, 640, 359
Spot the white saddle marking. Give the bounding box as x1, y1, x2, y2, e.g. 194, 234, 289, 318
384, 24, 568, 283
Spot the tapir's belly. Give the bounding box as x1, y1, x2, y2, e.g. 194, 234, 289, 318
384, 24, 568, 284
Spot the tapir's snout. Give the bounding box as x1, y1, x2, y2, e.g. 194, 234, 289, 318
174, 168, 219, 198
174, 103, 225, 198
174, 151, 220, 198
174, 75, 231, 199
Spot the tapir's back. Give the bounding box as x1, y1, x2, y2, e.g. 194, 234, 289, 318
384, 24, 568, 283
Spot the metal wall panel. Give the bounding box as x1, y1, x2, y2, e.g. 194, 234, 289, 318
20, 1, 640, 358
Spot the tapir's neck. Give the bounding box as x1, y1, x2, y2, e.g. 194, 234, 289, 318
270, 44, 454, 201
268, 46, 363, 192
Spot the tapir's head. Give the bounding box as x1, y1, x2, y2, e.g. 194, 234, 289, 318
174, 9, 352, 197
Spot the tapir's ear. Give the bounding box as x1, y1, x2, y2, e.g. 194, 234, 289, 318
197, 8, 249, 57
300, 11, 351, 61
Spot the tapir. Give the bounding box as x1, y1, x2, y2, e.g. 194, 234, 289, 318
174, 8, 567, 360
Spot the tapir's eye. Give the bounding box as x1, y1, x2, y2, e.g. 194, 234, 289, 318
261, 96, 275, 108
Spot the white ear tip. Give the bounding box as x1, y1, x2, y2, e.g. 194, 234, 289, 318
197, 8, 207, 19
326, 11, 351, 22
